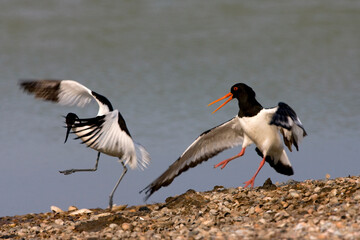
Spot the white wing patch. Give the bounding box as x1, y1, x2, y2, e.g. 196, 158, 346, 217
73, 110, 149, 170
141, 117, 244, 199
178, 117, 244, 171
58, 80, 93, 107
21, 79, 150, 170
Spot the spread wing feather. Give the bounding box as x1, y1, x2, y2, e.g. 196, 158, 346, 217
141, 117, 243, 200
69, 111, 150, 170
20, 79, 112, 115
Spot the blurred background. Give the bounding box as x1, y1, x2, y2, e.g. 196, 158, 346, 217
0, 0, 359, 217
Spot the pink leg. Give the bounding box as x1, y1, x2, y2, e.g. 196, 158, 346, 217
244, 157, 266, 188
214, 148, 246, 169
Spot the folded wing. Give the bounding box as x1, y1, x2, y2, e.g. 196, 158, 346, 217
269, 102, 307, 152
141, 117, 244, 200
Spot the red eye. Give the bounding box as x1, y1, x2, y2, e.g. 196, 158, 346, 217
233, 87, 238, 91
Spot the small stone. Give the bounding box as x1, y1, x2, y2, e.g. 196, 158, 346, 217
329, 197, 338, 204
30, 226, 41, 233
318, 233, 328, 239
69, 208, 92, 215
227, 188, 238, 194
289, 190, 300, 198
17, 229, 28, 237
255, 206, 263, 213
353, 192, 360, 200
248, 207, 255, 215
282, 202, 289, 208
54, 219, 64, 226
307, 208, 314, 214
310, 194, 318, 201
330, 189, 337, 197
335, 222, 344, 228
294, 222, 306, 231
112, 204, 127, 211
109, 223, 118, 229
68, 206, 78, 211
258, 218, 266, 224
122, 223, 131, 231
50, 206, 64, 213
209, 209, 218, 216
203, 219, 214, 227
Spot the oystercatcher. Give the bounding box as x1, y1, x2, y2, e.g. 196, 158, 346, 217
141, 83, 306, 200
20, 79, 150, 209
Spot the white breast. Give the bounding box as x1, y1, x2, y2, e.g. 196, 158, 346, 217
238, 109, 283, 155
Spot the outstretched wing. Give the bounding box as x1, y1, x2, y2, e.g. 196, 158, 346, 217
141, 117, 243, 200
20, 79, 113, 116
68, 110, 150, 170
269, 102, 307, 152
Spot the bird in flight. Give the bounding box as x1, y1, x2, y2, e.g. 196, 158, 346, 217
20, 79, 150, 209
141, 83, 306, 200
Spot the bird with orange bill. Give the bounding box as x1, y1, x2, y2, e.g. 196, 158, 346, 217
141, 83, 307, 200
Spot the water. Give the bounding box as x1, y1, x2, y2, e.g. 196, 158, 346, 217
0, 0, 359, 217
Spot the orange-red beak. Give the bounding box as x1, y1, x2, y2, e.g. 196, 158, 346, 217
208, 92, 233, 114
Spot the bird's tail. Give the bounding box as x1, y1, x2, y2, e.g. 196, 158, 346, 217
125, 142, 150, 170
255, 148, 294, 176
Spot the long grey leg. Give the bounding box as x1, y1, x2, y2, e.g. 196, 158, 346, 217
59, 152, 101, 175
108, 159, 127, 210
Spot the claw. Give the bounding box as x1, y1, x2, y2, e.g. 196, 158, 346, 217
244, 179, 255, 188
59, 169, 75, 175
214, 148, 246, 169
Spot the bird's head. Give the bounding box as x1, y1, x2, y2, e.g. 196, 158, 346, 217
208, 83, 256, 113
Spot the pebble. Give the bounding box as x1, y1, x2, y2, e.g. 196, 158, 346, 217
68, 206, 78, 211
109, 223, 118, 229
69, 208, 92, 215
50, 206, 63, 213
112, 204, 127, 211
122, 223, 131, 231
310, 193, 319, 201
289, 190, 300, 198
54, 219, 64, 226
0, 176, 359, 240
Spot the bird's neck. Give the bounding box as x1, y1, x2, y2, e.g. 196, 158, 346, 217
238, 98, 263, 117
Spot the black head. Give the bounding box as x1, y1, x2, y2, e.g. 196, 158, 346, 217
208, 83, 262, 116
230, 83, 256, 102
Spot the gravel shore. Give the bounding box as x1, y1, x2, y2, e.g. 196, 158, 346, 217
1, 176, 359, 239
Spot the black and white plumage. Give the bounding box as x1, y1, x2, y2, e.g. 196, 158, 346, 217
141, 83, 306, 200
20, 79, 150, 209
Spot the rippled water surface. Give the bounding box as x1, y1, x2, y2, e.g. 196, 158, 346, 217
0, 0, 359, 216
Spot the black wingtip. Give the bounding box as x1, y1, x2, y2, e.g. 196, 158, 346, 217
139, 183, 156, 202
18, 80, 33, 92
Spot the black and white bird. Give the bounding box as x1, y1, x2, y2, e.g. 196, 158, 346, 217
141, 83, 306, 200
20, 79, 150, 209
